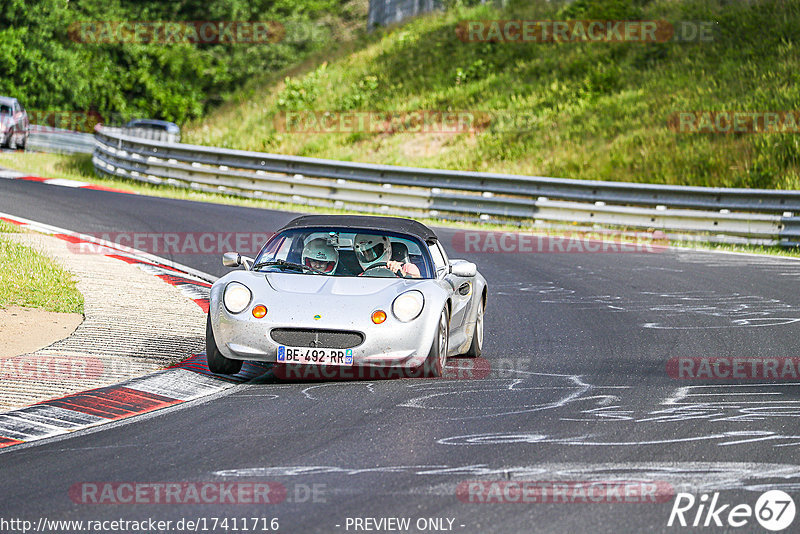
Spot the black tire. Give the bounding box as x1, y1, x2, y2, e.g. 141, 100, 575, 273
424, 307, 449, 377
7, 130, 16, 150
19, 133, 27, 151
206, 314, 243, 375
464, 299, 485, 358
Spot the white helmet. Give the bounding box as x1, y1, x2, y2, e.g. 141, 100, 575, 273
302, 238, 338, 274
354, 234, 391, 270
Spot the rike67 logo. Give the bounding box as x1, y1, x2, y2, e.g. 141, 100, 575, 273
668, 490, 795, 531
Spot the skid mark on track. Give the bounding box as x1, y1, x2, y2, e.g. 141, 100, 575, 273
497, 281, 800, 329
399, 372, 593, 419
437, 430, 800, 448
646, 383, 800, 423
565, 383, 800, 425
213, 461, 800, 494
424, 382, 800, 450
673, 251, 800, 271
300, 382, 376, 400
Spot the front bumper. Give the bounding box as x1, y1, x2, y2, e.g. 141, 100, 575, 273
212, 302, 439, 369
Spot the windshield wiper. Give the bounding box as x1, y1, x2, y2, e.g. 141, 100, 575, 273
252, 259, 326, 275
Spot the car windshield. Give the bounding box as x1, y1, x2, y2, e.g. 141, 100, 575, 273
253, 228, 433, 278
0, 104, 11, 115
130, 121, 166, 130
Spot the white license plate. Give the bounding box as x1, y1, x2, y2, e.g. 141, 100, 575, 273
277, 346, 354, 366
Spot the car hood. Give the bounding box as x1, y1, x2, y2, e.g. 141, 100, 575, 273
210, 270, 449, 329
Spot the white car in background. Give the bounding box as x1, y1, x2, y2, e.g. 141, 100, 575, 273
0, 96, 29, 150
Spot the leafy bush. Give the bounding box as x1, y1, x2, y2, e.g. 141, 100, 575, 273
0, 0, 365, 125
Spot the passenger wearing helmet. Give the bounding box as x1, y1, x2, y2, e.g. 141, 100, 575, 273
353, 234, 420, 278
302, 238, 339, 274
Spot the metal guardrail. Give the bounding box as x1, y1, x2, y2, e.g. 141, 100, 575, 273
23, 125, 176, 155
25, 125, 96, 155
93, 126, 800, 247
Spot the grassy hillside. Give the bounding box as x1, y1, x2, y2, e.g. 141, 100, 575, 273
185, 0, 800, 189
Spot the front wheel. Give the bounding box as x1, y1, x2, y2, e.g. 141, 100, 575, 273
7, 130, 16, 150
464, 299, 484, 358
206, 314, 243, 375
424, 308, 449, 377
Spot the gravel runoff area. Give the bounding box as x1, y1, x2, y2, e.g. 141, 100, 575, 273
0, 231, 206, 411
0, 306, 83, 359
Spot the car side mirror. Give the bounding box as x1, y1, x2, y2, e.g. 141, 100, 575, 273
222, 252, 241, 267
222, 252, 254, 270
450, 261, 477, 277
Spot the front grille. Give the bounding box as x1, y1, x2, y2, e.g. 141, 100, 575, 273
270, 328, 364, 349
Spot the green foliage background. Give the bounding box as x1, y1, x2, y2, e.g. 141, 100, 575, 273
2, 0, 799, 189
0, 0, 364, 124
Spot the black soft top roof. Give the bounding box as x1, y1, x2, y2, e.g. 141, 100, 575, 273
278, 215, 438, 243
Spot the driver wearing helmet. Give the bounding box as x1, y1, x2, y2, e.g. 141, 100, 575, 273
353, 234, 420, 278
302, 238, 339, 274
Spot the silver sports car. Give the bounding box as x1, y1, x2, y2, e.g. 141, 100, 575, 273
206, 215, 487, 377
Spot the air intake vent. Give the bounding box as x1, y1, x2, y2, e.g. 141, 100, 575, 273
270, 328, 364, 349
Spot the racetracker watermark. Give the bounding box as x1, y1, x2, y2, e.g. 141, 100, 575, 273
669, 111, 800, 134
66, 232, 274, 256
275, 110, 476, 134
68, 21, 285, 44
456, 20, 715, 43
0, 356, 103, 381
273, 357, 491, 381
456, 481, 674, 504
274, 110, 551, 134
26, 110, 104, 134
68, 482, 325, 504
667, 357, 800, 380
451, 230, 668, 254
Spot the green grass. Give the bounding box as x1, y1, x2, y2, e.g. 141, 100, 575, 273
0, 220, 21, 233
184, 0, 800, 190
1, 152, 797, 259
0, 225, 84, 314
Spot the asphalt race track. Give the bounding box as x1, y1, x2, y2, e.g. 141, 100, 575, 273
2, 178, 800, 533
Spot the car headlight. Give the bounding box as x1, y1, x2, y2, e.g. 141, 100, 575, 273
392, 290, 424, 322
223, 282, 252, 314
